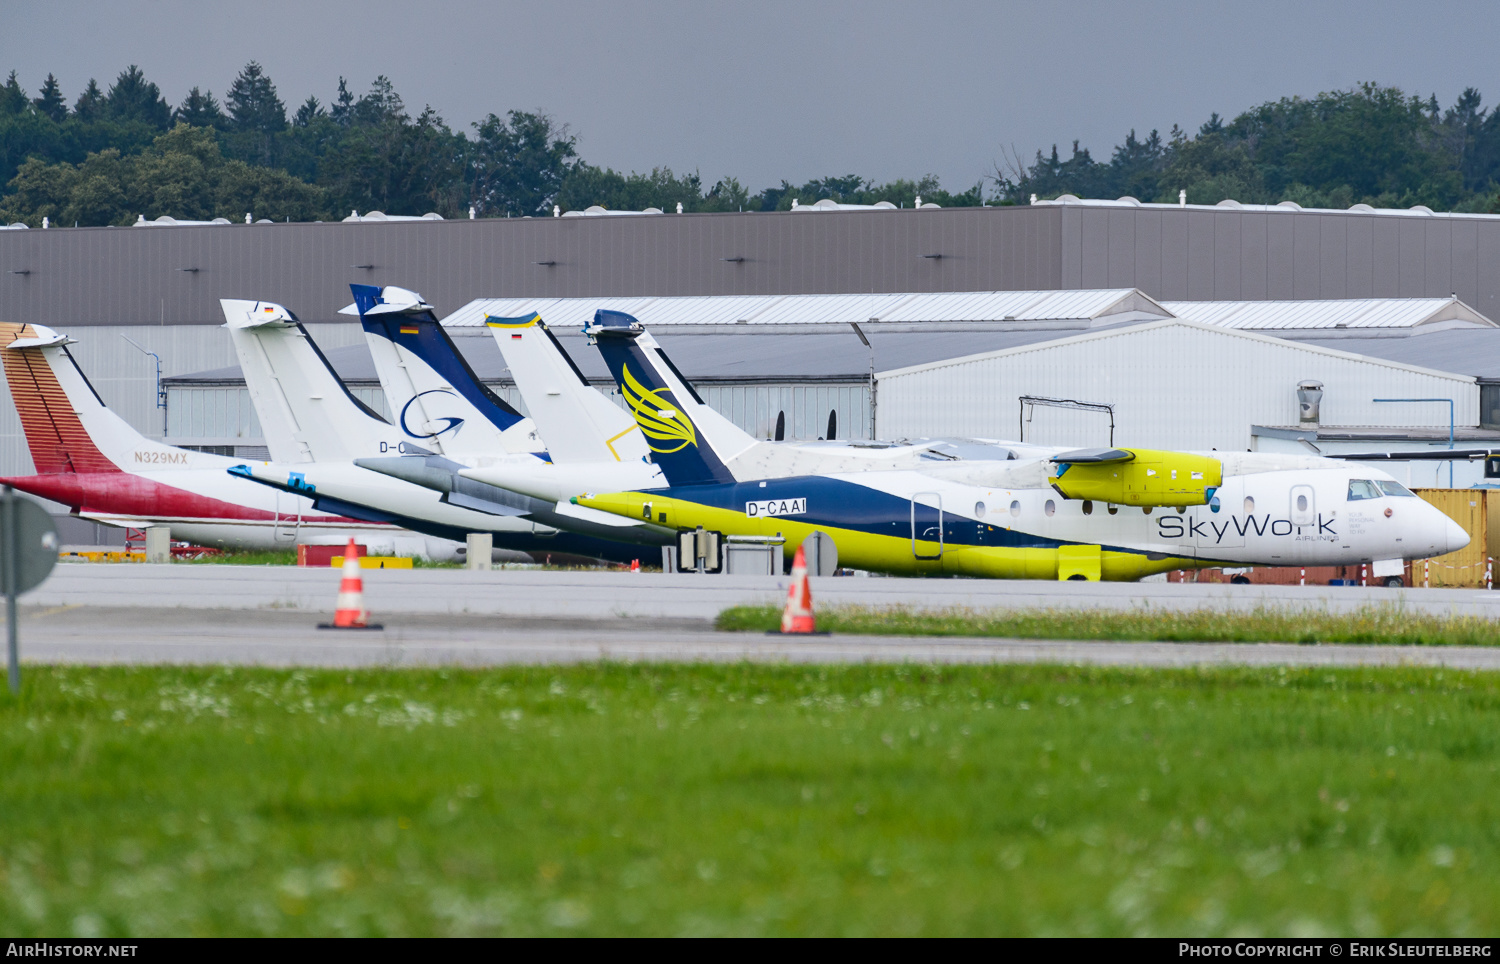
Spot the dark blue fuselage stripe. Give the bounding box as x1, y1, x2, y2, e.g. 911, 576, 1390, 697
648, 476, 1155, 556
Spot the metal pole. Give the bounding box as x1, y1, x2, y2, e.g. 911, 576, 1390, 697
5, 486, 18, 694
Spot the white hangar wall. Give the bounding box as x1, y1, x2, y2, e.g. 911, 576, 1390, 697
875, 320, 1479, 451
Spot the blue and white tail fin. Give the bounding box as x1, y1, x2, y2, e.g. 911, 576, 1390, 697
346, 284, 541, 457
486, 313, 649, 464
221, 299, 404, 462
587, 309, 754, 486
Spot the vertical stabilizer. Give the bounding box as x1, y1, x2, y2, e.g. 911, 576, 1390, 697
221, 299, 399, 462
587, 310, 742, 485
0, 321, 225, 476
487, 313, 648, 464
348, 284, 541, 457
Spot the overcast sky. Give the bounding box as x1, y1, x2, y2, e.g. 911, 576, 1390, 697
5, 0, 1499, 193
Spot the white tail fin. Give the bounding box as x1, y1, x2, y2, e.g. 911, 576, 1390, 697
348, 284, 541, 457
486, 313, 648, 464
221, 299, 402, 462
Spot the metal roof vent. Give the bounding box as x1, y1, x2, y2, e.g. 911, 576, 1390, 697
1297, 380, 1324, 425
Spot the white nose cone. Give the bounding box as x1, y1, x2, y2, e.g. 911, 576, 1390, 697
1446, 517, 1471, 554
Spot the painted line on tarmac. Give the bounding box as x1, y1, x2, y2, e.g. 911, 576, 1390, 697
18, 630, 1500, 669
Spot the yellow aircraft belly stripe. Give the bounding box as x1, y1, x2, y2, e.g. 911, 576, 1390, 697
578, 491, 1200, 582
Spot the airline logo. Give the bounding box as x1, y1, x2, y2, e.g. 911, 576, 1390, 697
398, 389, 466, 439
746, 497, 807, 518
620, 364, 697, 454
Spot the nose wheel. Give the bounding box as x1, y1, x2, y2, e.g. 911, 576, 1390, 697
1382, 575, 1404, 588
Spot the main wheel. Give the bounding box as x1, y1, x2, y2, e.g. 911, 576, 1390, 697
1229, 575, 1251, 584
1383, 575, 1404, 588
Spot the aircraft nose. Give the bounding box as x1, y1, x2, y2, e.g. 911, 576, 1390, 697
1445, 515, 1471, 554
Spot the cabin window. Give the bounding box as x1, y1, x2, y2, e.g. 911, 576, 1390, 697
974, 502, 986, 518
1044, 500, 1056, 517
1082, 500, 1093, 515
1347, 480, 1381, 501
641, 502, 652, 519
1244, 497, 1255, 514
1296, 494, 1309, 513
1009, 500, 1021, 517
1377, 480, 1416, 497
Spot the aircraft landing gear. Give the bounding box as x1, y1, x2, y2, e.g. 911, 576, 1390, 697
1230, 575, 1251, 584
1383, 575, 1404, 588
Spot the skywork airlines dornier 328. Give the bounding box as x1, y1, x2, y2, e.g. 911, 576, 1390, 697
572, 310, 1469, 581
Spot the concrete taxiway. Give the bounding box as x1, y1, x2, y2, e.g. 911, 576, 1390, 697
3, 563, 1499, 669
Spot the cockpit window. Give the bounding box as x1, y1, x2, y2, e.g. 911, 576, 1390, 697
1376, 480, 1417, 497
1347, 480, 1382, 501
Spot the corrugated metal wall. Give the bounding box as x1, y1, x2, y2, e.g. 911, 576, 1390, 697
876, 321, 1479, 451
0, 207, 1064, 328
7, 205, 1500, 330
1060, 207, 1500, 313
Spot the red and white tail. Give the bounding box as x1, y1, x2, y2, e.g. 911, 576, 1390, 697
1, 322, 230, 477
0, 322, 119, 475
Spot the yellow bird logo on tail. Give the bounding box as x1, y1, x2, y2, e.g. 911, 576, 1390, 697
621, 364, 697, 453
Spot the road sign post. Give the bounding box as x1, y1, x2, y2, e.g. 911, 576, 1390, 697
1, 487, 59, 693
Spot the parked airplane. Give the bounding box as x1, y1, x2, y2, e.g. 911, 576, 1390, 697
220, 294, 668, 560
570, 310, 1470, 582
0, 321, 453, 555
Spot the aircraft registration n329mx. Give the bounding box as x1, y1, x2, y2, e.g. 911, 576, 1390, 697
572, 310, 1470, 581
0, 321, 448, 554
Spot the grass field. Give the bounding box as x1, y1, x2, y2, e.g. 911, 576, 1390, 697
718, 604, 1500, 647
2, 663, 1496, 937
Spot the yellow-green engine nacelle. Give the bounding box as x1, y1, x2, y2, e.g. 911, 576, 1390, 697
1048, 448, 1222, 507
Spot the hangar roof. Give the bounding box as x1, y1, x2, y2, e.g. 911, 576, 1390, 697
1032, 194, 1500, 221
440, 288, 1170, 332
166, 327, 1071, 386
1297, 329, 1500, 381
1164, 297, 1493, 331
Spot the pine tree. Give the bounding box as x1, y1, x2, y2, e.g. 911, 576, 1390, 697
0, 71, 27, 115
330, 78, 353, 126
105, 65, 171, 127
73, 79, 104, 120
292, 96, 324, 127
175, 87, 226, 128
33, 73, 67, 121
225, 62, 286, 133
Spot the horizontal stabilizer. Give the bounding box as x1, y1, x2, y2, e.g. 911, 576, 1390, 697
1051, 448, 1134, 464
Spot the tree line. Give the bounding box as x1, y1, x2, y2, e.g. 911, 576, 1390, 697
3, 64, 1500, 227
0, 63, 980, 226
996, 83, 1500, 212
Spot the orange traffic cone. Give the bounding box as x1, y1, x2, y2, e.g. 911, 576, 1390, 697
776, 545, 824, 635
630, 558, 641, 573
317, 539, 383, 630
